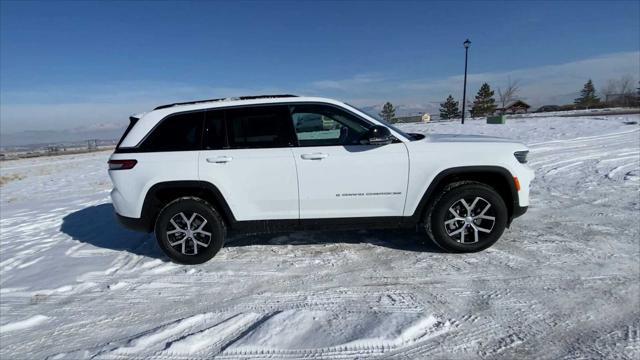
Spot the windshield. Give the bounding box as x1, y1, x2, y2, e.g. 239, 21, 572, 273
346, 103, 412, 140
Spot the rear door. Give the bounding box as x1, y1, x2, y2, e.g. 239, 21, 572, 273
289, 104, 409, 219
198, 105, 299, 221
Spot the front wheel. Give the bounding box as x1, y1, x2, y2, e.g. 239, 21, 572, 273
425, 183, 508, 252
154, 197, 226, 264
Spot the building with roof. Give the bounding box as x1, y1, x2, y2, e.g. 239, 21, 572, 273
494, 100, 531, 115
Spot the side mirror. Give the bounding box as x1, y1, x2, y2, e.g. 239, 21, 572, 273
365, 125, 394, 145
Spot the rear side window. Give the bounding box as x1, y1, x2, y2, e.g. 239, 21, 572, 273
204, 109, 226, 150
225, 105, 294, 149
141, 111, 204, 151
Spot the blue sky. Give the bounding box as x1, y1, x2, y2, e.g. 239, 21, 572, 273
1, 0, 639, 133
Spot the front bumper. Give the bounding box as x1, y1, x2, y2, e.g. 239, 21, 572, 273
508, 205, 528, 227
513, 205, 528, 218
515, 166, 535, 207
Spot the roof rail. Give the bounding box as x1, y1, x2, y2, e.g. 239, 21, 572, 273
153, 94, 298, 110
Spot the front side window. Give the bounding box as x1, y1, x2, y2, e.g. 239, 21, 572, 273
290, 104, 371, 147
346, 103, 412, 141
226, 105, 294, 149
141, 111, 204, 151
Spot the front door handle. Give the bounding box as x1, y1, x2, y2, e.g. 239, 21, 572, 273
206, 156, 233, 164
300, 153, 328, 160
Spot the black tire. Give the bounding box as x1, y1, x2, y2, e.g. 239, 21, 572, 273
425, 182, 507, 252
154, 197, 226, 264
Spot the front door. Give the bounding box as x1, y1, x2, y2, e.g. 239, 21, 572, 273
289, 104, 409, 219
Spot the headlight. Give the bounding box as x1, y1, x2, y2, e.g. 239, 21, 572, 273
514, 150, 529, 164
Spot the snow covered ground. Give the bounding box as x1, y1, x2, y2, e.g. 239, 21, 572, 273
1, 115, 639, 359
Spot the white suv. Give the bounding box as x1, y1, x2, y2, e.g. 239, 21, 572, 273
109, 95, 534, 264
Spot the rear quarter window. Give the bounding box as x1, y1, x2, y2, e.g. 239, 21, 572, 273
140, 111, 204, 151
116, 117, 139, 149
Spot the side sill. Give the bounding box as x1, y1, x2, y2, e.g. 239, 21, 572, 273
230, 217, 417, 234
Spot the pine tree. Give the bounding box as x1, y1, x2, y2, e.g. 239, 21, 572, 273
439, 95, 461, 119
379, 102, 396, 122
574, 79, 601, 108
470, 83, 497, 117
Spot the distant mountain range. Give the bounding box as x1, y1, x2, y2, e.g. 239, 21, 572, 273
358, 103, 440, 118
0, 101, 501, 148
1, 127, 125, 149
2, 104, 439, 148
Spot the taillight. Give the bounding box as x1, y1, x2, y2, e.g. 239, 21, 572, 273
108, 159, 137, 170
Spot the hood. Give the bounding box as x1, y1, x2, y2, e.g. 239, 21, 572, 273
424, 133, 518, 144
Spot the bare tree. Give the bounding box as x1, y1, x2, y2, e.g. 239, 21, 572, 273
617, 75, 633, 95
498, 77, 520, 108
602, 79, 618, 100
603, 75, 635, 105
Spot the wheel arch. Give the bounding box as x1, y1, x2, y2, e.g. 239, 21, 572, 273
412, 166, 518, 225
139, 180, 237, 232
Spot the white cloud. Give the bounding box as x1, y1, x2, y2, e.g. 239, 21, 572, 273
309, 74, 385, 91
1, 51, 638, 133
0, 82, 289, 133
400, 51, 640, 106
307, 51, 639, 110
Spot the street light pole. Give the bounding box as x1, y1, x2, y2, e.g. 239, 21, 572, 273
461, 38, 471, 124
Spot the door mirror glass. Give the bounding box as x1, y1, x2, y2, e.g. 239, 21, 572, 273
364, 125, 394, 145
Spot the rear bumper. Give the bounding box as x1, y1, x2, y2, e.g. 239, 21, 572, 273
116, 213, 152, 233
110, 188, 141, 219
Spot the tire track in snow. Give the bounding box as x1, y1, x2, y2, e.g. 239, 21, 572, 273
529, 125, 639, 203
0, 315, 50, 334
528, 127, 640, 147
161, 312, 267, 357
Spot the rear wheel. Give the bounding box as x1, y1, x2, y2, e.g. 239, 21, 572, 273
425, 183, 507, 252
154, 197, 225, 264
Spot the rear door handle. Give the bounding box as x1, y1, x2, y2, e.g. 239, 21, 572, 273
300, 153, 328, 160
206, 156, 233, 163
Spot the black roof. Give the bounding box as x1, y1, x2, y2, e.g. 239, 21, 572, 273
153, 94, 298, 110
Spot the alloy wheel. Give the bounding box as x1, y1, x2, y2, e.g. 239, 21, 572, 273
443, 197, 496, 244
166, 212, 212, 255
